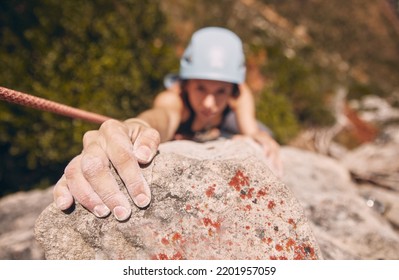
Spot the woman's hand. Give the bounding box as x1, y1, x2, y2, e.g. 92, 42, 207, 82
53, 118, 160, 221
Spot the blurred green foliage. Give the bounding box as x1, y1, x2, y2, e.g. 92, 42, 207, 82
255, 88, 300, 144
254, 44, 336, 143
262, 45, 336, 127
0, 0, 178, 196
265, 0, 399, 96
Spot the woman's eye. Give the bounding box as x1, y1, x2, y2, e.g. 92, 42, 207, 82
215, 89, 227, 96
196, 85, 206, 93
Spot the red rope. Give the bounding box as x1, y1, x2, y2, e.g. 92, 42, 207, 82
0, 86, 112, 124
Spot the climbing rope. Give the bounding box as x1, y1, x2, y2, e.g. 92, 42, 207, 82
0, 86, 112, 124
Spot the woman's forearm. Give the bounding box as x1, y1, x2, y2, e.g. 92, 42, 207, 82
131, 108, 180, 142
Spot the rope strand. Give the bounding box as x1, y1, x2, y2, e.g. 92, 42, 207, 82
0, 86, 112, 124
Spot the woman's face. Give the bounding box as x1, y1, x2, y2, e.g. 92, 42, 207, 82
186, 79, 233, 122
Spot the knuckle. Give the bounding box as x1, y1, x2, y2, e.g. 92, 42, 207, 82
99, 189, 120, 205
53, 181, 63, 197
64, 163, 79, 179
81, 154, 108, 180
75, 191, 97, 208
83, 130, 99, 147
112, 150, 133, 167
124, 177, 145, 196
64, 158, 81, 179
100, 119, 126, 135
142, 128, 161, 146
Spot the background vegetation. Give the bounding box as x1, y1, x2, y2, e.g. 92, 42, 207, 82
0, 0, 177, 195
1, 0, 398, 196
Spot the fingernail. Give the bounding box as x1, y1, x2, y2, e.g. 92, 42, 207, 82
113, 206, 131, 221
93, 204, 110, 218
134, 193, 151, 208
135, 146, 152, 162
56, 197, 70, 210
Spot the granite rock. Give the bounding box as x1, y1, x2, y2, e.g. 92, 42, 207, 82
34, 139, 322, 260
281, 147, 399, 259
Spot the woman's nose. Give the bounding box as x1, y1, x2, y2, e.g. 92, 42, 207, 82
203, 94, 216, 108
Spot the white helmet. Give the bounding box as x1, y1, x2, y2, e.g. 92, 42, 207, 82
179, 27, 246, 84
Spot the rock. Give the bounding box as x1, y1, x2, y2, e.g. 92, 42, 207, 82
349, 95, 399, 124
357, 183, 399, 230
0, 188, 52, 259
379, 125, 399, 144
34, 139, 322, 260
281, 147, 399, 259
343, 96, 399, 192
341, 139, 399, 191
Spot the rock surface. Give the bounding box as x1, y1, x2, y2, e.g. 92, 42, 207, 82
0, 188, 52, 259
281, 147, 399, 259
34, 139, 322, 260
341, 129, 399, 192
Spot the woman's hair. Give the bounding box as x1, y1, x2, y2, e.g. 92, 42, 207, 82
231, 84, 240, 98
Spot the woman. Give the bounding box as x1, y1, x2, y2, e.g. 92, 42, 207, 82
53, 27, 282, 221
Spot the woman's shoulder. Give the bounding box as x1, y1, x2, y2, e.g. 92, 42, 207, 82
153, 87, 186, 116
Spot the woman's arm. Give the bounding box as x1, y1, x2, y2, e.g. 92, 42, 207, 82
231, 83, 258, 135
231, 84, 283, 177
137, 90, 183, 142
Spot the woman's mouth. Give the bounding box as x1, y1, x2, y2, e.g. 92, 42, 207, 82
199, 110, 216, 119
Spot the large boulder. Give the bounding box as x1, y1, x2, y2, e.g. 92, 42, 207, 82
34, 139, 322, 260
341, 131, 399, 192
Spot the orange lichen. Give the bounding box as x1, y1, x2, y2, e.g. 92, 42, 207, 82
286, 238, 296, 250
256, 189, 268, 198
293, 243, 316, 260
172, 232, 182, 242
270, 255, 287, 260
240, 187, 255, 199
268, 200, 276, 209
228, 170, 250, 191
205, 184, 216, 197
172, 251, 184, 260
275, 244, 283, 251
203, 217, 221, 230
161, 238, 169, 245
288, 218, 297, 229
244, 204, 252, 211
262, 237, 273, 244
152, 251, 184, 260
153, 253, 169, 260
